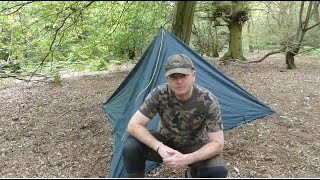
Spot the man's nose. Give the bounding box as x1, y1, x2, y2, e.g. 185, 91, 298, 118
176, 77, 183, 83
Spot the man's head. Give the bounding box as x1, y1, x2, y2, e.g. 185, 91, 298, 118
165, 54, 196, 101
165, 54, 194, 77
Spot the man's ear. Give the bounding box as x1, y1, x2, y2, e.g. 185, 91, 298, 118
193, 71, 196, 82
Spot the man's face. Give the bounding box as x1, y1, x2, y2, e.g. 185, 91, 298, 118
166, 71, 196, 99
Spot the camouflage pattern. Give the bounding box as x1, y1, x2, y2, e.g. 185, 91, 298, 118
165, 54, 194, 77
138, 83, 223, 148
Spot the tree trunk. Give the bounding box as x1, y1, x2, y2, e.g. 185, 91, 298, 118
213, 26, 219, 57
247, 18, 254, 53
285, 47, 299, 69
171, 1, 197, 45
128, 48, 135, 60
284, 1, 317, 69
207, 16, 213, 57
208, 18, 219, 57
285, 52, 296, 69
312, 2, 320, 30
221, 18, 246, 61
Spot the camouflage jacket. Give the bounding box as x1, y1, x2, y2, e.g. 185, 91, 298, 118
138, 83, 223, 147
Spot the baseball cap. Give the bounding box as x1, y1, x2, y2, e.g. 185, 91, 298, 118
165, 54, 194, 77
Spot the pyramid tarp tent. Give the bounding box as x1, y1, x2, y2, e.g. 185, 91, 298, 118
103, 27, 274, 178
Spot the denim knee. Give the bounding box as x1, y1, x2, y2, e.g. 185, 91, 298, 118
192, 166, 228, 178
122, 138, 146, 174
123, 138, 142, 157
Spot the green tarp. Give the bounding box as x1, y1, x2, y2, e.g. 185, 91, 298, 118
103, 27, 274, 178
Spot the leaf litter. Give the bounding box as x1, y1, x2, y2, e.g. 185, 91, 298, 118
0, 54, 319, 178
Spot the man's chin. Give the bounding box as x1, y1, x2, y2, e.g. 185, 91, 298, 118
173, 90, 186, 96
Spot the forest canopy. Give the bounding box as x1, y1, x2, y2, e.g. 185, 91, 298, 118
0, 1, 319, 80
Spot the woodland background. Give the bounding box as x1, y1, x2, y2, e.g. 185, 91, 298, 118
1, 1, 319, 78
0, 1, 319, 178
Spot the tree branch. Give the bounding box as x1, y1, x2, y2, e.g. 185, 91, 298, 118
0, 1, 34, 15
304, 21, 320, 31
221, 48, 285, 65
28, 1, 95, 81
105, 1, 134, 37
296, 45, 320, 55
246, 49, 284, 63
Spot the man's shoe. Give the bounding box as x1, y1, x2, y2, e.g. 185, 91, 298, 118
185, 167, 192, 178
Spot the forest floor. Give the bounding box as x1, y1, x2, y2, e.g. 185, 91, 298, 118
0, 53, 319, 178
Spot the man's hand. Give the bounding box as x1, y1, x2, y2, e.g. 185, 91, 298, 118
161, 148, 190, 170
157, 144, 178, 159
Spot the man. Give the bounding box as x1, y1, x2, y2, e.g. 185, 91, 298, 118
122, 53, 228, 178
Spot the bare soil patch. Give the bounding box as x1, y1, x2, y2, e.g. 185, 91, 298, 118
0, 54, 319, 178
